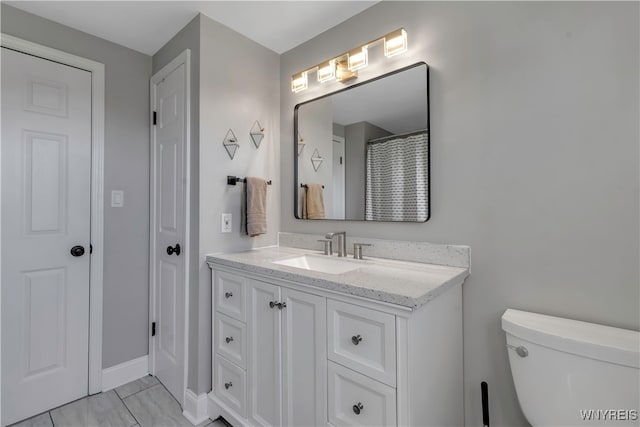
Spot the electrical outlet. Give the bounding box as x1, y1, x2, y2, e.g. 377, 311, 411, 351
221, 213, 232, 233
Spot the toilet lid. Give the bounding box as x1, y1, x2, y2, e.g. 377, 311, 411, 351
502, 309, 640, 368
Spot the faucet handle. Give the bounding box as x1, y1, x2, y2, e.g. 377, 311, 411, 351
353, 243, 373, 260
318, 239, 333, 256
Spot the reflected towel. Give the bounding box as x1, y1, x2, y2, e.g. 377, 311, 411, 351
301, 188, 307, 219
305, 183, 325, 219
245, 177, 267, 236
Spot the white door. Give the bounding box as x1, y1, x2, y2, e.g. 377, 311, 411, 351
151, 60, 186, 404
1, 48, 91, 425
248, 280, 281, 427
281, 288, 327, 427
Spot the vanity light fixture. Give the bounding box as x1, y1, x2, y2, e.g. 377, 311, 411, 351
384, 28, 408, 57
291, 71, 308, 93
317, 59, 336, 82
335, 60, 357, 83
290, 28, 408, 92
347, 46, 368, 71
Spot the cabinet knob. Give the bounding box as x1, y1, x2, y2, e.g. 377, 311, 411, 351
278, 302, 287, 310
351, 334, 363, 345
224, 292, 233, 298
269, 301, 277, 309
352, 402, 364, 415
225, 336, 234, 344
224, 381, 232, 390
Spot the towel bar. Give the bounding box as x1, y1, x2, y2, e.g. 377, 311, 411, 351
227, 176, 272, 186
300, 183, 324, 189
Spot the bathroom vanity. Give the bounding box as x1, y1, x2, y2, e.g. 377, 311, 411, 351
206, 240, 469, 427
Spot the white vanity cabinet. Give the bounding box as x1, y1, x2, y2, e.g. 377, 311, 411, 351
211, 267, 326, 427
247, 279, 326, 427
208, 261, 465, 427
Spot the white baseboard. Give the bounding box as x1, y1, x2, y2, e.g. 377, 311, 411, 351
183, 389, 210, 425
102, 355, 149, 392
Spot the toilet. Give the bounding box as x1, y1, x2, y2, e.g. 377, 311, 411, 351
502, 309, 640, 426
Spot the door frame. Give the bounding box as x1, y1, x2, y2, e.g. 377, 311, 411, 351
148, 49, 191, 406
0, 33, 106, 394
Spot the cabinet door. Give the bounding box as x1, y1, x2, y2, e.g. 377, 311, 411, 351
248, 279, 281, 426
281, 288, 327, 427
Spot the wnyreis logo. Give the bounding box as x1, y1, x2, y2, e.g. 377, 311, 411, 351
580, 409, 639, 421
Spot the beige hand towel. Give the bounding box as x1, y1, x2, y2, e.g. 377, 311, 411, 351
245, 177, 267, 236
305, 183, 325, 219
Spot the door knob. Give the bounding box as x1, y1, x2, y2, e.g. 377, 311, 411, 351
166, 244, 181, 256
352, 402, 364, 415
70, 245, 85, 257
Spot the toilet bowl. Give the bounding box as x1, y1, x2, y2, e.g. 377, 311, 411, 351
502, 309, 640, 426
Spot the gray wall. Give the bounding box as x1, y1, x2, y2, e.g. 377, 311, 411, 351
198, 13, 280, 394
280, 2, 639, 426
1, 4, 152, 369
152, 13, 201, 394
298, 97, 334, 217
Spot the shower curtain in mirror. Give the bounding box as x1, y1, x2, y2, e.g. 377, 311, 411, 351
365, 130, 428, 221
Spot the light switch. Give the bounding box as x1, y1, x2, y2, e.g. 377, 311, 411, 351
221, 213, 232, 233
111, 190, 124, 207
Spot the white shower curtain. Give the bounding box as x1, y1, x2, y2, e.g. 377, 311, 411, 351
365, 131, 429, 221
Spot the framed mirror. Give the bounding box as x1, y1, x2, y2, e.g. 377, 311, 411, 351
294, 62, 429, 222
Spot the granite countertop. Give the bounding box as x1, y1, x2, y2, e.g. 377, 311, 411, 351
206, 246, 469, 309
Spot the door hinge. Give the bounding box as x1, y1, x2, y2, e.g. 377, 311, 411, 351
151, 322, 156, 337
90, 244, 93, 254
153, 111, 157, 125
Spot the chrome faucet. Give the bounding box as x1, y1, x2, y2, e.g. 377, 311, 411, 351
325, 231, 347, 257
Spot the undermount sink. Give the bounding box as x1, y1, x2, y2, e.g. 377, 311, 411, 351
272, 254, 361, 275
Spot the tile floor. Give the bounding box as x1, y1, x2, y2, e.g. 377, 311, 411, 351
10, 376, 228, 427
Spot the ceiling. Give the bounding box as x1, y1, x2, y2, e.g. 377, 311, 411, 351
6, 1, 378, 55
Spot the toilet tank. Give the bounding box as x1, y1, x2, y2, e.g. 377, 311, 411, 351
502, 309, 640, 426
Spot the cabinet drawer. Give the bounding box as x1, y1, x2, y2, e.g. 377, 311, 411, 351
328, 362, 396, 427
327, 299, 396, 386
214, 313, 246, 369
215, 270, 246, 321
214, 355, 246, 417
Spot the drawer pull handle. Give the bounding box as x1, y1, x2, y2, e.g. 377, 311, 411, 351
269, 301, 287, 309
353, 402, 364, 415
225, 292, 233, 298
224, 381, 233, 390
351, 334, 363, 345
225, 336, 234, 343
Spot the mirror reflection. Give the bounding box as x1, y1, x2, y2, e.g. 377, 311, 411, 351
295, 62, 430, 222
